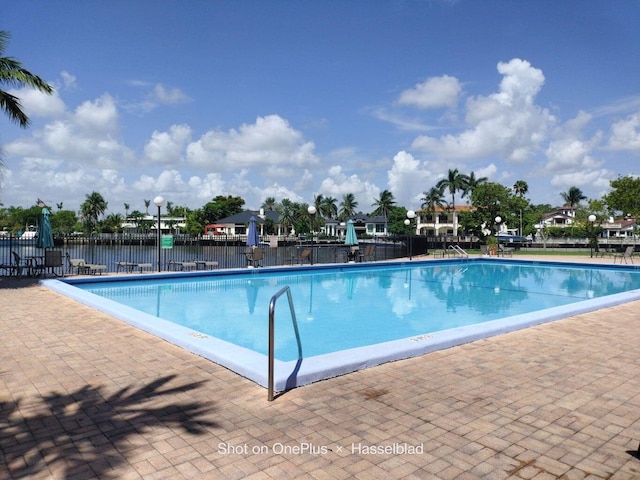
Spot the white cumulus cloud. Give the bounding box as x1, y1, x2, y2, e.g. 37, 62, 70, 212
144, 124, 192, 164
411, 58, 554, 163
398, 75, 462, 109
607, 113, 640, 153
186, 114, 319, 172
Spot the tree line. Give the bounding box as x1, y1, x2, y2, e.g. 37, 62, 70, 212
2, 173, 639, 239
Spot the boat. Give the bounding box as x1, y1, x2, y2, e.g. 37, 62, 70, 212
20, 225, 38, 240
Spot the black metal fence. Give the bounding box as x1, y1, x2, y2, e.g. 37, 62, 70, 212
0, 233, 420, 276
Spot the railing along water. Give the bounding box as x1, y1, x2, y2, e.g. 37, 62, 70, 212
268, 286, 302, 401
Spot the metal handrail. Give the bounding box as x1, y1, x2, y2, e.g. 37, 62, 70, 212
448, 244, 468, 258
268, 286, 302, 401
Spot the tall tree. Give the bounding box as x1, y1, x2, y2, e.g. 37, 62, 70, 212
603, 175, 640, 218
436, 168, 469, 236
371, 189, 396, 233
261, 197, 277, 211
371, 189, 396, 218
466, 171, 488, 194
560, 186, 586, 208
513, 180, 529, 197
313, 194, 324, 216
277, 198, 296, 235
339, 193, 358, 221
80, 192, 108, 232
0, 31, 53, 128
320, 196, 338, 219
421, 186, 446, 219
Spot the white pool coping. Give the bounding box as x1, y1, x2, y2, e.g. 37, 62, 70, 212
42, 259, 640, 393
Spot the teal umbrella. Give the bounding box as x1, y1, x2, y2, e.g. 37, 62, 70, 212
344, 219, 358, 246
36, 207, 54, 249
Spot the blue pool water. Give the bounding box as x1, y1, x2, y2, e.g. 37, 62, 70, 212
46, 259, 640, 390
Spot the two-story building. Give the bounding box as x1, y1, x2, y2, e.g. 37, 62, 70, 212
414, 205, 474, 236
533, 206, 576, 231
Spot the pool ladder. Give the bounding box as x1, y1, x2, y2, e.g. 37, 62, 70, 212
448, 244, 468, 258
268, 286, 302, 401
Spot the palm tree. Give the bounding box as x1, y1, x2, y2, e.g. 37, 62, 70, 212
513, 180, 529, 197
0, 31, 53, 128
560, 186, 587, 208
124, 203, 130, 221
421, 187, 446, 235
466, 171, 488, 194
144, 199, 150, 215
339, 193, 358, 221
320, 196, 338, 219
80, 191, 108, 232
277, 198, 296, 235
261, 197, 277, 211
313, 194, 324, 216
436, 168, 469, 236
371, 189, 396, 234
371, 189, 396, 217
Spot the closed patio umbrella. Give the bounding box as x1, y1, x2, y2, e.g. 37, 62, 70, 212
36, 206, 54, 249
344, 219, 358, 246
344, 219, 359, 262
246, 216, 260, 247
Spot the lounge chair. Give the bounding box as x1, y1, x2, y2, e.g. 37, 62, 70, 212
66, 253, 107, 275
498, 244, 514, 257
245, 247, 264, 267
286, 248, 312, 265
195, 260, 218, 270
115, 261, 153, 273
613, 245, 635, 264
168, 260, 197, 271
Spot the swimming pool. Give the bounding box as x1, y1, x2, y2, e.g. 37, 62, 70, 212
44, 259, 640, 392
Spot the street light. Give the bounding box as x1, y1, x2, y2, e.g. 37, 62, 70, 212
588, 214, 596, 257
153, 196, 165, 272
495, 216, 502, 256
307, 205, 317, 265
406, 210, 416, 260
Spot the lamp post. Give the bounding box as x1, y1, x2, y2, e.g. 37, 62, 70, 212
307, 205, 316, 265
588, 214, 596, 257
405, 210, 416, 260
153, 196, 165, 272
495, 216, 502, 256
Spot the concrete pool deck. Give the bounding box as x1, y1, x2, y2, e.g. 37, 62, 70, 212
1, 254, 640, 479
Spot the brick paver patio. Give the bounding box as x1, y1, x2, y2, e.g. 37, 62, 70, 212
1, 255, 640, 479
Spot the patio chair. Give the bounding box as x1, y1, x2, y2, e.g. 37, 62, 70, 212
358, 245, 376, 262
44, 250, 64, 277
0, 251, 24, 276
286, 248, 312, 265
245, 247, 264, 267
613, 245, 635, 264
498, 244, 514, 257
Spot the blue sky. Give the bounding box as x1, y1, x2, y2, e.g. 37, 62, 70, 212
2, 0, 639, 215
